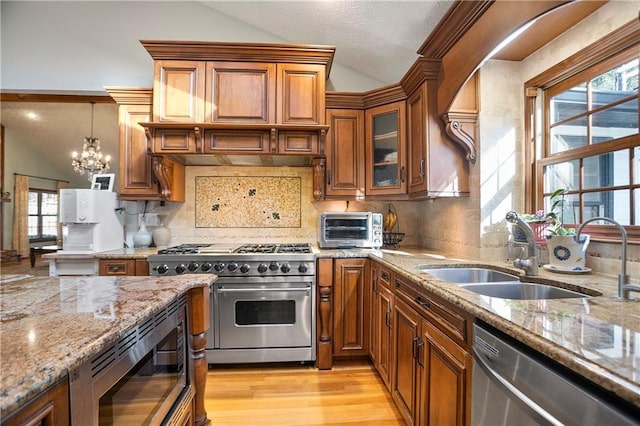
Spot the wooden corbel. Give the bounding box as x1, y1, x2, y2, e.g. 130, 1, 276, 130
270, 128, 277, 153
152, 156, 172, 199
144, 127, 153, 154
318, 128, 327, 157
442, 112, 477, 164
194, 126, 202, 153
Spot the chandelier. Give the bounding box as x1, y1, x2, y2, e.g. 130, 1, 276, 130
71, 102, 111, 181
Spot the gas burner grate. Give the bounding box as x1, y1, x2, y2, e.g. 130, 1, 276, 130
277, 243, 312, 253
235, 244, 277, 254
156, 244, 211, 255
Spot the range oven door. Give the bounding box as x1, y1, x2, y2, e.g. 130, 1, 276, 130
214, 279, 314, 349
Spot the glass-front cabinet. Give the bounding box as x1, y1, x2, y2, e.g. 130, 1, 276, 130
365, 101, 406, 195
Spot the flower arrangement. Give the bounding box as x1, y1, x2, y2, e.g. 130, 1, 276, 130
544, 188, 576, 236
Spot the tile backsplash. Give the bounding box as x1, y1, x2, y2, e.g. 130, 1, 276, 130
194, 176, 301, 228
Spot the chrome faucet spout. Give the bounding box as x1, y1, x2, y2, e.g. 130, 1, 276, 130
506, 211, 539, 276
576, 217, 636, 300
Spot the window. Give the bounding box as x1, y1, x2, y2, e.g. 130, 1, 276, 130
526, 24, 639, 242
28, 189, 58, 242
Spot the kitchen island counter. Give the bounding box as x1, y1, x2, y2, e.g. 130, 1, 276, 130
0, 274, 214, 420
318, 246, 640, 409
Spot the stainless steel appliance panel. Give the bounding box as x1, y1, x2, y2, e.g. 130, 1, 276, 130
472, 323, 639, 426
215, 280, 313, 349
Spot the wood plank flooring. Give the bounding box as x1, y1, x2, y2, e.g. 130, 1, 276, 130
205, 359, 404, 425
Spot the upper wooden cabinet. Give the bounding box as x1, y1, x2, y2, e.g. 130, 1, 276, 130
106, 87, 185, 202
141, 41, 333, 158
153, 60, 205, 123
365, 100, 407, 196
324, 108, 365, 198
406, 82, 469, 198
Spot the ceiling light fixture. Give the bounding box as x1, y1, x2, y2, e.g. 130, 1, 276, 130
71, 102, 111, 181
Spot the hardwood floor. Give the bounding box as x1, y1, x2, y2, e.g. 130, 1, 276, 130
205, 359, 404, 425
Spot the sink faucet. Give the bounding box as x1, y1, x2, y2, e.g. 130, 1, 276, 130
506, 211, 539, 276
576, 217, 640, 300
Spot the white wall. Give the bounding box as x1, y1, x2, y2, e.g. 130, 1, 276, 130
0, 1, 384, 93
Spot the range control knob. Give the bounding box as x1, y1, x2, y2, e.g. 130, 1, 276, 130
298, 263, 309, 273
280, 263, 291, 273
240, 264, 251, 274
257, 263, 268, 273
269, 261, 280, 271
228, 262, 239, 272
187, 262, 199, 272
214, 262, 226, 272
201, 262, 212, 272
156, 264, 169, 275
175, 264, 186, 274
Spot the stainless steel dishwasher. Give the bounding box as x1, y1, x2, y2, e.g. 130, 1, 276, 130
472, 322, 639, 426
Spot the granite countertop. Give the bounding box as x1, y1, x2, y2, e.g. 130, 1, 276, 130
43, 247, 158, 260
318, 246, 640, 409
0, 274, 215, 419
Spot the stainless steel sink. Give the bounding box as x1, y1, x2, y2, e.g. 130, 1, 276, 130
417, 267, 518, 283
418, 266, 590, 300
459, 282, 589, 299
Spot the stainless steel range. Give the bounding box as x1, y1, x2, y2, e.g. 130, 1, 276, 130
148, 243, 316, 364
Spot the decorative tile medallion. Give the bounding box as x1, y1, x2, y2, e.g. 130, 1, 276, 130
195, 176, 301, 228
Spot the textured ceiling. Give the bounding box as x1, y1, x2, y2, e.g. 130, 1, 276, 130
198, 1, 454, 85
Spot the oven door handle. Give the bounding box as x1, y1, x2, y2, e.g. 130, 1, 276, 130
216, 287, 311, 293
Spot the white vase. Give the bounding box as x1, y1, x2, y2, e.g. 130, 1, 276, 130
133, 221, 153, 248
547, 234, 590, 271
152, 226, 171, 248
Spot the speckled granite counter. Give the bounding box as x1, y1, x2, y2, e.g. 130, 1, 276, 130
0, 274, 214, 419
318, 246, 640, 409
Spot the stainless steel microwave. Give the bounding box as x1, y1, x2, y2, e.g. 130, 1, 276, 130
319, 212, 383, 249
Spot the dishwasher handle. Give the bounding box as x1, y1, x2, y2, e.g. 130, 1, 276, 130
217, 287, 311, 293
473, 345, 564, 426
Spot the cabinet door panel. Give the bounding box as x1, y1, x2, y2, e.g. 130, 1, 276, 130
206, 62, 275, 123
154, 61, 204, 122
408, 84, 428, 193
420, 320, 471, 426
365, 101, 407, 195
325, 109, 365, 197
333, 258, 369, 357
377, 285, 394, 390
392, 297, 420, 425
118, 104, 159, 199
277, 64, 324, 125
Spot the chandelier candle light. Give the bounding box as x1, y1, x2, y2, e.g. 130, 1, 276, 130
71, 102, 111, 181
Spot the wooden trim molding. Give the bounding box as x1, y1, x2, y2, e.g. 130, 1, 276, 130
104, 87, 153, 105
141, 40, 336, 75
0, 92, 114, 103
417, 0, 494, 59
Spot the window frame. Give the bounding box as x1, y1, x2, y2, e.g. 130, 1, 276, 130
28, 188, 58, 243
524, 20, 640, 244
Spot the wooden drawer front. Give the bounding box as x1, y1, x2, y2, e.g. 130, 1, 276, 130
154, 129, 197, 153
378, 265, 393, 290
203, 130, 272, 153
100, 259, 135, 276
395, 276, 469, 347
278, 131, 319, 154
206, 62, 275, 123
154, 61, 204, 122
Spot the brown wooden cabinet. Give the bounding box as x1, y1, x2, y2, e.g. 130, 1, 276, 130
99, 258, 149, 276
391, 274, 472, 426
333, 258, 370, 357
153, 60, 205, 123
324, 108, 365, 197
371, 263, 394, 391
365, 101, 407, 196
106, 87, 185, 202
277, 63, 325, 125
391, 296, 422, 425
406, 81, 470, 198
3, 377, 69, 426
